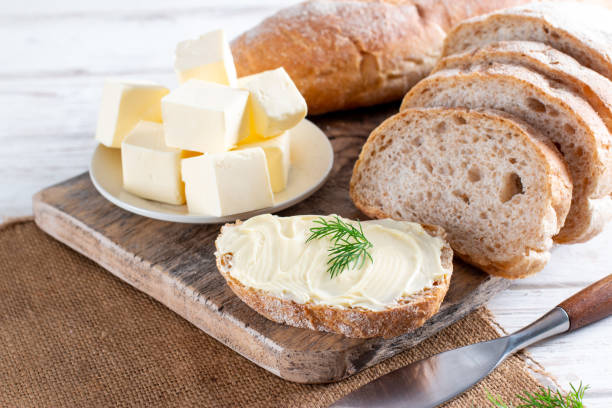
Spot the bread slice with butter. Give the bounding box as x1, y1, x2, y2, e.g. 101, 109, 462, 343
215, 214, 453, 339
351, 108, 572, 279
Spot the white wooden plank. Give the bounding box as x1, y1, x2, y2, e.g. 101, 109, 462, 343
0, 1, 301, 77
488, 261, 612, 402
2, 0, 297, 15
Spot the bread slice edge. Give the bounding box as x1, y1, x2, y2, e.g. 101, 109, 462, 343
350, 107, 572, 278
433, 40, 612, 136
399, 64, 612, 243
440, 2, 612, 80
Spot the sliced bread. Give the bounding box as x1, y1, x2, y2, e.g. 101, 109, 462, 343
434, 40, 612, 135
215, 214, 453, 339
350, 108, 572, 278
401, 63, 612, 243
441, 1, 612, 80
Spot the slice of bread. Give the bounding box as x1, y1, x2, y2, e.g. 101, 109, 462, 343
434, 40, 612, 136
350, 108, 572, 278
215, 216, 453, 339
441, 1, 612, 81
401, 63, 612, 243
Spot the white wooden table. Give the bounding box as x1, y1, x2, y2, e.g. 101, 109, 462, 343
1, 1, 610, 406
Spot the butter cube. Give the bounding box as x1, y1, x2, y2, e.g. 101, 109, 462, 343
121, 121, 186, 205
162, 80, 249, 153
237, 67, 307, 138
235, 131, 290, 193
182, 148, 274, 216
174, 29, 237, 86
95, 80, 169, 148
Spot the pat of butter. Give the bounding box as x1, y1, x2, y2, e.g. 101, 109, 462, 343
216, 215, 448, 311
235, 131, 290, 193
181, 148, 274, 216
121, 121, 187, 205
174, 29, 237, 86
162, 80, 249, 153
95, 80, 169, 148
237, 67, 307, 138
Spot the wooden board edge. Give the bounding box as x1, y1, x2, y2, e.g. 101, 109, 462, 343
32, 190, 281, 376
32, 185, 373, 383
314, 275, 511, 383
32, 183, 511, 383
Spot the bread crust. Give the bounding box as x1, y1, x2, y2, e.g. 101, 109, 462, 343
350, 107, 572, 279
441, 2, 612, 80
215, 221, 453, 339
433, 40, 612, 136
231, 0, 530, 114
400, 63, 612, 243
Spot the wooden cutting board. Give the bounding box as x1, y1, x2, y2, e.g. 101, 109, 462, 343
32, 103, 510, 384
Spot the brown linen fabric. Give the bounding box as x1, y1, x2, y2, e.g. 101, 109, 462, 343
0, 218, 552, 407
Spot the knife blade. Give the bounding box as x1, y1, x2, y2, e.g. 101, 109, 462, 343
331, 274, 612, 408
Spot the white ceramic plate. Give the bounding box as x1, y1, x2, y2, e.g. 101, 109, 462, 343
89, 119, 334, 224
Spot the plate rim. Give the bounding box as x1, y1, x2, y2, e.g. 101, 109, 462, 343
89, 119, 334, 224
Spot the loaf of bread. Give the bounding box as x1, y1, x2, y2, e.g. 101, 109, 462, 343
231, 0, 531, 114
401, 63, 612, 243
350, 108, 572, 278
215, 214, 453, 338
434, 41, 612, 135
442, 1, 612, 80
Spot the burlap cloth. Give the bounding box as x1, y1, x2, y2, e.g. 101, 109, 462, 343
0, 218, 555, 407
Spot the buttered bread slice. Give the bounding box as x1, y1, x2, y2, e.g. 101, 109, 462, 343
351, 108, 572, 278
215, 214, 453, 339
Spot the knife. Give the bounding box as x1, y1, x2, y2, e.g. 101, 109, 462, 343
331, 274, 612, 408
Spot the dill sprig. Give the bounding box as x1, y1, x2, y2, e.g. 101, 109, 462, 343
306, 216, 373, 278
486, 382, 589, 408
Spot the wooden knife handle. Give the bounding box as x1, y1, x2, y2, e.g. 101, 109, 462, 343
557, 274, 612, 331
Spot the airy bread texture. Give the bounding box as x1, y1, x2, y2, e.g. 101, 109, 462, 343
401, 63, 612, 243
434, 41, 612, 136
350, 108, 572, 278
215, 221, 453, 339
442, 1, 612, 80
231, 0, 530, 114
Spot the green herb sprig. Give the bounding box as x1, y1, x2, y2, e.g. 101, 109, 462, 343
306, 216, 373, 278
486, 382, 588, 408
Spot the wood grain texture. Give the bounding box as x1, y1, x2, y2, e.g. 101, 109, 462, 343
558, 274, 612, 331
32, 104, 509, 383
3, 2, 611, 404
